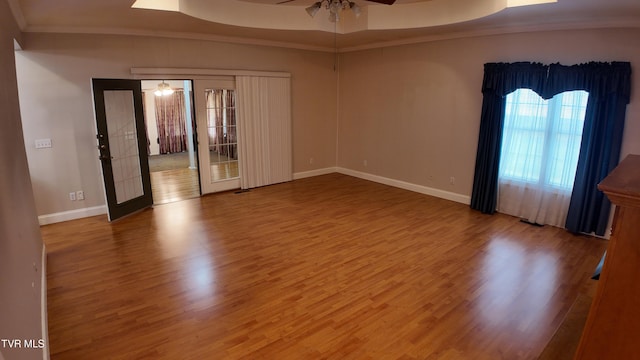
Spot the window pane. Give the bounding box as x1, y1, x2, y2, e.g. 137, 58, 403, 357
500, 89, 547, 182
499, 89, 588, 190
545, 90, 588, 188
104, 90, 143, 204
205, 88, 239, 182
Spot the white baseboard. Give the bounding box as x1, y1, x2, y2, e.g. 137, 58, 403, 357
293, 167, 337, 180
38, 205, 107, 225
38, 170, 466, 225
41, 244, 50, 360
336, 167, 471, 205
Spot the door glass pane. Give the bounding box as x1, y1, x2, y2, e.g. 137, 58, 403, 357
104, 90, 143, 204
205, 89, 239, 182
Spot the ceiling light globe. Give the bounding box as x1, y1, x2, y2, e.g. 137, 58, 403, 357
306, 2, 321, 17
329, 0, 341, 14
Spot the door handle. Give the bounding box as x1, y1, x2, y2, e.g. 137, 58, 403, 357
99, 155, 113, 161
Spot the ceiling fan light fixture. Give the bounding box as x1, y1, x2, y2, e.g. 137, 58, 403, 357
329, 0, 341, 14
155, 81, 174, 96
306, 2, 322, 17
305, 0, 362, 22
350, 2, 361, 17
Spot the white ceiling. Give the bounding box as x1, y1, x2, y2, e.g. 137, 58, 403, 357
8, 0, 640, 52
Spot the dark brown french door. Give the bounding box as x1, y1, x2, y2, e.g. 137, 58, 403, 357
92, 79, 153, 221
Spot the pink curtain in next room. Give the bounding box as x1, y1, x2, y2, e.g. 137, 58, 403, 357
206, 89, 224, 154
155, 90, 188, 154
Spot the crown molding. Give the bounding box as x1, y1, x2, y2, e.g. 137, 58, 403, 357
339, 19, 640, 53
131, 67, 291, 78
23, 26, 336, 53
21, 17, 640, 54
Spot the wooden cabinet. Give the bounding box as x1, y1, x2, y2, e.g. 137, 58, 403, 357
574, 154, 640, 359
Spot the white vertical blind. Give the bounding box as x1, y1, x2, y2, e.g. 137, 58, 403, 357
236, 76, 292, 189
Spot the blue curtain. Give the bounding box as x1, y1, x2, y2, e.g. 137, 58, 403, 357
470, 61, 631, 236
470, 62, 548, 214
556, 63, 632, 235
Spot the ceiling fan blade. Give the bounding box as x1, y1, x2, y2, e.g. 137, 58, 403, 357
366, 0, 396, 4
277, 0, 297, 4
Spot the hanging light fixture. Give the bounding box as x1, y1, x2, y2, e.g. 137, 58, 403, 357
305, 0, 361, 22
154, 80, 174, 96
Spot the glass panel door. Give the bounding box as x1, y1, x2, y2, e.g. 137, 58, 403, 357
104, 90, 145, 204
92, 79, 153, 221
194, 79, 240, 194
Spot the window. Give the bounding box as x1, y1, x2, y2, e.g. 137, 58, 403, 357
499, 89, 589, 190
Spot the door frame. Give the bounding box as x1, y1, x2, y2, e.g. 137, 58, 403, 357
141, 79, 202, 199
131, 68, 292, 194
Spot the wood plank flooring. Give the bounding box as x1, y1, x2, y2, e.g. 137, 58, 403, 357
150, 168, 200, 204
211, 161, 239, 182
42, 173, 607, 359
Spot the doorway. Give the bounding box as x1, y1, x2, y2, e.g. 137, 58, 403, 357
92, 76, 255, 220
141, 79, 200, 204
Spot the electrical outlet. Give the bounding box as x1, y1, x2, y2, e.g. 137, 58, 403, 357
69, 192, 76, 201
35, 138, 52, 149
363, 160, 368, 167
76, 191, 85, 200
309, 158, 314, 165
450, 176, 455, 185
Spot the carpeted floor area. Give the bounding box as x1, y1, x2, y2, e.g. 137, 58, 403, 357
148, 152, 192, 172
148, 151, 235, 172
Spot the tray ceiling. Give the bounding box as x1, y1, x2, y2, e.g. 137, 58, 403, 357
9, 0, 640, 51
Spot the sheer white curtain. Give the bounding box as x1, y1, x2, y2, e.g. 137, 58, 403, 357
497, 89, 588, 227
236, 75, 292, 189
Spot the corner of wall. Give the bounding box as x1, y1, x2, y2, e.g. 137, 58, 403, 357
336, 167, 471, 205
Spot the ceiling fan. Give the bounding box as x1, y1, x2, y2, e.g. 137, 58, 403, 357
278, 0, 396, 22
277, 0, 396, 4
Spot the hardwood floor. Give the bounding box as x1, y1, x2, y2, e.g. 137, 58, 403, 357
150, 168, 200, 204
211, 161, 239, 181
42, 173, 607, 359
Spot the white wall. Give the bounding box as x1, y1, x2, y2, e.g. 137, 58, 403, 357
338, 28, 640, 199
0, 0, 46, 359
16, 33, 338, 217
142, 89, 160, 155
